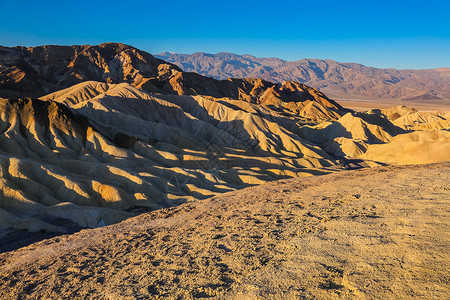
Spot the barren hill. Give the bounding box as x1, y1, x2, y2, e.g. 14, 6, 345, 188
1, 163, 448, 299
155, 52, 450, 101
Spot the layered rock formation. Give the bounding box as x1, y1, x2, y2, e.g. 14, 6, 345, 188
155, 52, 450, 101
1, 80, 449, 233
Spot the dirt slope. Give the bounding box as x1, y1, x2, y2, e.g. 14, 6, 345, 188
1, 163, 448, 299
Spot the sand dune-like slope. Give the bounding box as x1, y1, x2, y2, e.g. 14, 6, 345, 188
0, 82, 345, 232
0, 163, 448, 299
360, 130, 450, 164
298, 105, 450, 161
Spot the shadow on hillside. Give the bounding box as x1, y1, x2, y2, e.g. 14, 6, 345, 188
0, 218, 84, 254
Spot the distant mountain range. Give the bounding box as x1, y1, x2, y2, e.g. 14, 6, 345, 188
155, 52, 450, 101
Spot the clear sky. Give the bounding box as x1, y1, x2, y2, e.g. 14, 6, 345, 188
1, 0, 449, 69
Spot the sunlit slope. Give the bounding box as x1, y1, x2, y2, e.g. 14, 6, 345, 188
299, 105, 450, 163
360, 130, 450, 164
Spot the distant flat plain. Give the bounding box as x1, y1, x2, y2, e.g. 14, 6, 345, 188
334, 98, 450, 112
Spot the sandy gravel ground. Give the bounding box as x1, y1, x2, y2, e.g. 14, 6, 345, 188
0, 163, 449, 299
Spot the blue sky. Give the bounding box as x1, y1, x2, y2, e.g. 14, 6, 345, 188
0, 0, 449, 69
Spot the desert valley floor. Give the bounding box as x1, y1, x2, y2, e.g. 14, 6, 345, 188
1, 163, 449, 299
